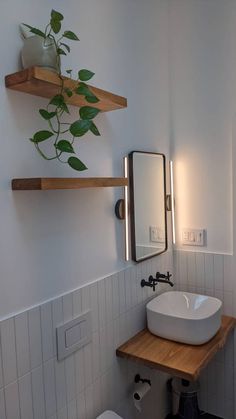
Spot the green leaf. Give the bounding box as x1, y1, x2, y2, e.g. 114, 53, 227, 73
22, 24, 45, 38
55, 140, 75, 153
79, 106, 100, 120
51, 10, 64, 21
30, 28, 46, 37
57, 48, 66, 56
49, 94, 64, 107
85, 95, 99, 104
63, 30, 79, 41
75, 83, 94, 97
70, 119, 92, 137
61, 102, 70, 114
51, 18, 61, 34
60, 42, 70, 53
50, 9, 63, 33
64, 88, 73, 98
90, 121, 101, 136
39, 109, 57, 120
32, 130, 54, 143
68, 156, 87, 171
78, 69, 95, 82
49, 95, 69, 113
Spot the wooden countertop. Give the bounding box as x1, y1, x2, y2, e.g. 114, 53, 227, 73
116, 316, 236, 381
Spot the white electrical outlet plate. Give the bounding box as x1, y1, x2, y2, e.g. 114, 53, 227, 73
56, 311, 91, 361
182, 229, 205, 246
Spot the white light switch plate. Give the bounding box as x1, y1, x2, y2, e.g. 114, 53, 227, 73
150, 226, 165, 243
56, 311, 91, 361
182, 229, 205, 246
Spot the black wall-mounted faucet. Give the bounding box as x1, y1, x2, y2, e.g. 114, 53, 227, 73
155, 271, 173, 284
141, 271, 174, 292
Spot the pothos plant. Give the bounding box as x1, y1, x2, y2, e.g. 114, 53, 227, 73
23, 10, 101, 171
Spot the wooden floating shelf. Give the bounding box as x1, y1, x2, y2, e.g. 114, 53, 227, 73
5, 67, 127, 112
12, 177, 128, 190
116, 316, 236, 381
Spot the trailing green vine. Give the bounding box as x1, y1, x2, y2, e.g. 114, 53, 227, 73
23, 9, 100, 171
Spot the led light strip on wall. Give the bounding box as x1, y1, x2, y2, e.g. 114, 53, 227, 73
124, 156, 130, 261
170, 160, 176, 244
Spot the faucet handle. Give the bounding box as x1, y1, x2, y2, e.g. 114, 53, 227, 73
140, 277, 156, 292
155, 271, 165, 279
148, 275, 156, 291
167, 271, 172, 280
141, 279, 146, 288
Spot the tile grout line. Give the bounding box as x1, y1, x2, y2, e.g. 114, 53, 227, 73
39, 306, 47, 419
0, 325, 6, 419
27, 310, 35, 419
13, 316, 21, 419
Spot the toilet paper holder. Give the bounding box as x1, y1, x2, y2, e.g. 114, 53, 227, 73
133, 374, 152, 408
134, 374, 151, 387
133, 374, 151, 412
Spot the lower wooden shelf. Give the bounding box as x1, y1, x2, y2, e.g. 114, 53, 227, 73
116, 315, 236, 381
12, 177, 128, 190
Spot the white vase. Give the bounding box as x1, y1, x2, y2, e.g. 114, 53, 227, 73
21, 35, 59, 72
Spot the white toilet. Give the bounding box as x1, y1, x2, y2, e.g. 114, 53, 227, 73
96, 411, 123, 419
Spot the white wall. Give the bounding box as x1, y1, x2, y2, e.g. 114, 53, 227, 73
169, 0, 235, 254
0, 0, 170, 318
169, 3, 236, 417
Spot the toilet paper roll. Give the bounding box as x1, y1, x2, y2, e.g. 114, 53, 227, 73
133, 382, 151, 412
134, 399, 141, 413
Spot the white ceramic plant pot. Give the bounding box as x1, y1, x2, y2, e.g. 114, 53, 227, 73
21, 35, 59, 72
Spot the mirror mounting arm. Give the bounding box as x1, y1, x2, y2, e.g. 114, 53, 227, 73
166, 194, 172, 211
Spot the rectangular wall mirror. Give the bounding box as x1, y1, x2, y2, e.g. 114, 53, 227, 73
128, 151, 167, 262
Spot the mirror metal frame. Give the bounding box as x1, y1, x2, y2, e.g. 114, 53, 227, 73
128, 151, 168, 262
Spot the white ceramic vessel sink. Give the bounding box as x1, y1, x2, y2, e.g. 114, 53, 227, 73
147, 291, 222, 345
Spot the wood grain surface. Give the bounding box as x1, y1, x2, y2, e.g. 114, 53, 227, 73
116, 316, 236, 381
12, 177, 128, 190
5, 67, 127, 112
